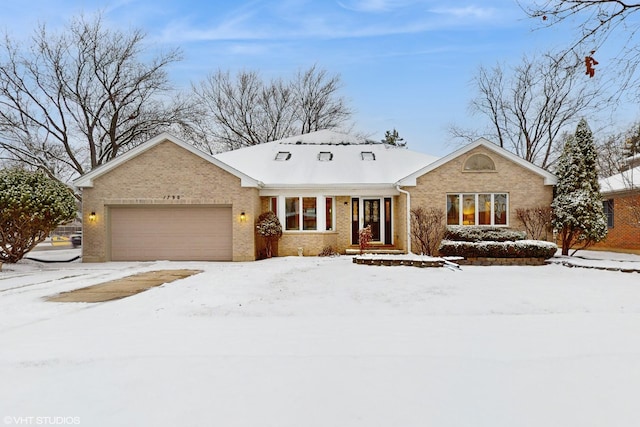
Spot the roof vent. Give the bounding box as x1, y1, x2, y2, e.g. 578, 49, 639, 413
318, 151, 333, 161
361, 151, 375, 161
275, 151, 292, 161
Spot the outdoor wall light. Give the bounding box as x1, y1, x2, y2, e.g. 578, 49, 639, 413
89, 212, 96, 222
240, 212, 246, 222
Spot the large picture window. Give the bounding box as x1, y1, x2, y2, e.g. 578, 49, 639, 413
447, 193, 508, 226
283, 196, 334, 231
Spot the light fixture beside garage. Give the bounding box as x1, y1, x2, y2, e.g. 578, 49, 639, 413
89, 211, 96, 222
240, 212, 246, 222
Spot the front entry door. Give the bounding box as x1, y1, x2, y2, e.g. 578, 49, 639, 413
363, 199, 381, 241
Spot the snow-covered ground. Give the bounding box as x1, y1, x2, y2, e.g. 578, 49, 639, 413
1, 250, 640, 427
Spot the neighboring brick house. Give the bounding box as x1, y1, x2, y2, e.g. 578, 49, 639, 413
73, 130, 556, 262
595, 158, 640, 253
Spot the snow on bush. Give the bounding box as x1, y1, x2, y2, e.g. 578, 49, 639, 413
444, 226, 526, 242
439, 239, 557, 259
256, 211, 282, 258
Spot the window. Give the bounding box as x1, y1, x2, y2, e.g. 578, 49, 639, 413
603, 199, 614, 228
325, 197, 333, 230
270, 197, 278, 216
285, 197, 299, 230
361, 151, 375, 161
447, 193, 508, 226
318, 152, 333, 161
446, 195, 460, 225
464, 154, 495, 171
303, 197, 316, 230
478, 194, 492, 225
275, 151, 291, 161
283, 196, 334, 231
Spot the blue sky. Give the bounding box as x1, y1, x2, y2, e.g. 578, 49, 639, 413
2, 0, 634, 156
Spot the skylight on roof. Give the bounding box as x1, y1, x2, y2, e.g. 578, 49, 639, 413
275, 151, 291, 161
361, 151, 375, 161
318, 151, 333, 161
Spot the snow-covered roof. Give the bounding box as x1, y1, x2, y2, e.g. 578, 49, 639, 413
214, 130, 439, 189
599, 166, 640, 195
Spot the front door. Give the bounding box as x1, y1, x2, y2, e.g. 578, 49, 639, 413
363, 199, 381, 241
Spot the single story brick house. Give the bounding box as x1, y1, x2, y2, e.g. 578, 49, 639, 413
73, 130, 556, 262
595, 157, 640, 253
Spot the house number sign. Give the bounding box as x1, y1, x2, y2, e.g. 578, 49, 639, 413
162, 195, 182, 200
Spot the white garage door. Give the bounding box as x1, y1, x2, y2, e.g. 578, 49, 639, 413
110, 206, 232, 261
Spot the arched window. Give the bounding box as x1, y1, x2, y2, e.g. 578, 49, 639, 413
464, 153, 495, 171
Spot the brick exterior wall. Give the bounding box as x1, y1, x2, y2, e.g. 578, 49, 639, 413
81, 139, 260, 262
594, 192, 640, 252
82, 140, 554, 261
404, 146, 554, 240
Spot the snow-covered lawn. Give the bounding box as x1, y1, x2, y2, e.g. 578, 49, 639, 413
1, 250, 640, 427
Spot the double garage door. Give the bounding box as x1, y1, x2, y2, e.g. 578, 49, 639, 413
110, 206, 232, 261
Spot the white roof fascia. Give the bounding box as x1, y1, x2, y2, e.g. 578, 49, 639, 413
259, 184, 399, 197
73, 132, 261, 188
396, 138, 557, 187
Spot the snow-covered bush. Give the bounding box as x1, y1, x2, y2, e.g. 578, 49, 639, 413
439, 240, 557, 259
444, 226, 526, 242
0, 168, 77, 263
256, 211, 282, 258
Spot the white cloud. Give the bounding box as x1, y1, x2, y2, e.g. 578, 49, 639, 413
429, 5, 496, 20
337, 0, 419, 13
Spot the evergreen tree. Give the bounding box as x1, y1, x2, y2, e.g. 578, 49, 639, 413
381, 129, 406, 146
0, 169, 77, 263
552, 119, 608, 255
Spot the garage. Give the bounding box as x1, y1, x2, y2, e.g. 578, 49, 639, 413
110, 206, 232, 261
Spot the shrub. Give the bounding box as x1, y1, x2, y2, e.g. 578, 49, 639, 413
411, 206, 446, 256
318, 246, 339, 257
439, 239, 557, 259
255, 211, 282, 258
358, 225, 372, 254
516, 206, 553, 240
0, 169, 77, 263
444, 226, 526, 242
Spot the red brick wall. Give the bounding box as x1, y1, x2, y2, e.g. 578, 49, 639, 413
594, 193, 640, 252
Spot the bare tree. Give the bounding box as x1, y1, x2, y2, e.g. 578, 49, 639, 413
523, 1, 640, 99
0, 14, 189, 181
293, 65, 352, 135
190, 70, 297, 152
451, 51, 607, 169
191, 65, 352, 153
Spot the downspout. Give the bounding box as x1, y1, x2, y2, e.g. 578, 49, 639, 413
396, 184, 411, 254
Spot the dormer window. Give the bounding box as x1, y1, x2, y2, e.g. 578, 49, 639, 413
275, 151, 291, 161
318, 151, 333, 161
361, 151, 375, 161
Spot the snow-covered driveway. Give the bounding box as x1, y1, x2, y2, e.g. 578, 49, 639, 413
1, 252, 640, 426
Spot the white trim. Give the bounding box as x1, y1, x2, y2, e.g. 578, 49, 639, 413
397, 138, 557, 187
73, 132, 261, 188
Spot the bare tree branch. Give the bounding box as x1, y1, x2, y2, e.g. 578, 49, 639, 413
0, 13, 189, 181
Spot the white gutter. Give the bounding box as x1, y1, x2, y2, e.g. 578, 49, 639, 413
396, 184, 411, 254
